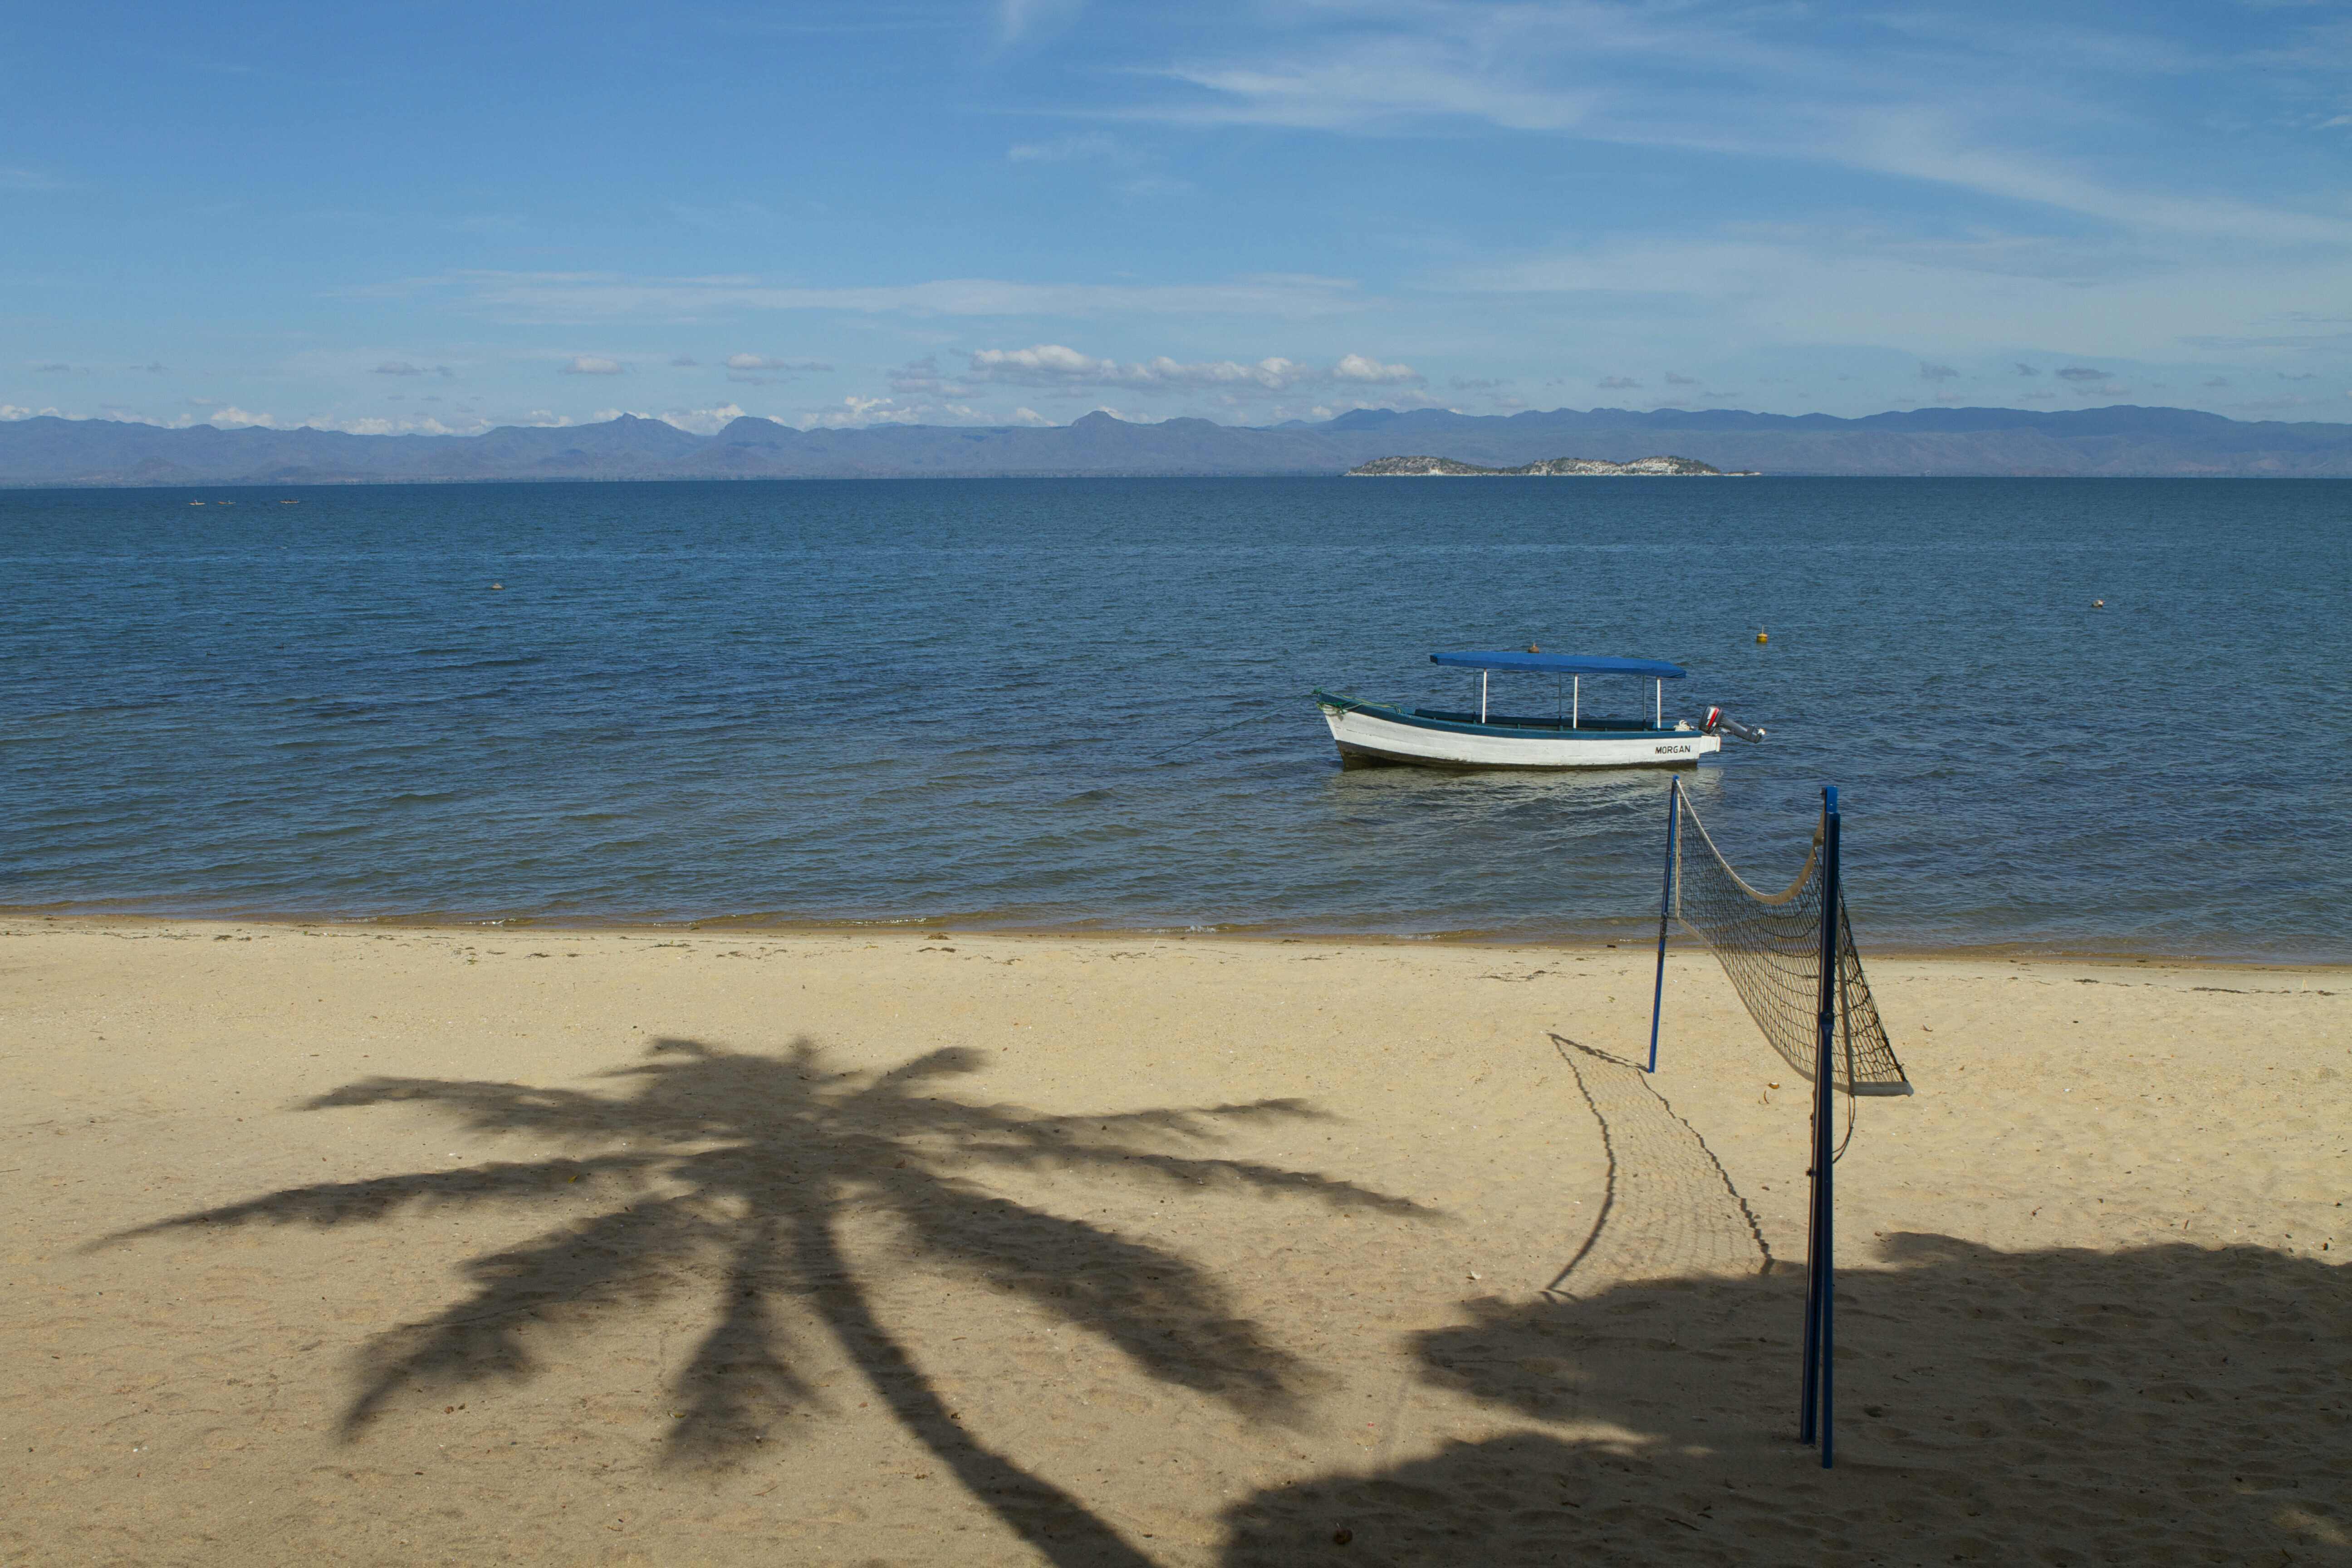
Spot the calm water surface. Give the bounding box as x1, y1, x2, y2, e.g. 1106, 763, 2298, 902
5, 477, 2348, 959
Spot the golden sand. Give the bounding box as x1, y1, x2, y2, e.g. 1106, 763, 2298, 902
3, 919, 2345, 1565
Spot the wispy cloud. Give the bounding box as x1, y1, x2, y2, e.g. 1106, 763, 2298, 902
725, 353, 833, 372
998, 0, 1083, 47
962, 344, 1421, 395
1007, 131, 1127, 163
562, 356, 625, 375
1104, 0, 2352, 250
376, 271, 1368, 324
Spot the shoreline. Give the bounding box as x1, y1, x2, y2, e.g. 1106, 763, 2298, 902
4, 906, 2343, 973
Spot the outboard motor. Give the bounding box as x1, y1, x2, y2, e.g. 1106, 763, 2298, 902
1703, 706, 1767, 744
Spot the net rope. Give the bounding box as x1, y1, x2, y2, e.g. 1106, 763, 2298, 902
1672, 791, 1911, 1097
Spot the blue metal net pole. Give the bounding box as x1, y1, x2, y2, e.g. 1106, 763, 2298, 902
1802, 786, 1842, 1466
1670, 782, 1893, 1464
1647, 778, 1681, 1074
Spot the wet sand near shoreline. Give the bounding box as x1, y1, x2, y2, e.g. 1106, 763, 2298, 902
3, 919, 2345, 1565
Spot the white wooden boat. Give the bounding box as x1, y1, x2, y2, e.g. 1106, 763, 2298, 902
1313, 650, 1762, 771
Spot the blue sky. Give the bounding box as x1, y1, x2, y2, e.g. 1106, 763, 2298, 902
5, 0, 2348, 434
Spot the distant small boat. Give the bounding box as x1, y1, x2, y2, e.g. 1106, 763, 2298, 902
1313, 650, 1764, 770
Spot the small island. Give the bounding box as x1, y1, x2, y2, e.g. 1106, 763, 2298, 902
1344, 454, 1755, 476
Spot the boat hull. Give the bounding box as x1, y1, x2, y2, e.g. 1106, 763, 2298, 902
1318, 697, 1720, 770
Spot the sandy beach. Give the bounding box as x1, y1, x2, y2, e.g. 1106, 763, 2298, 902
2, 917, 2344, 1566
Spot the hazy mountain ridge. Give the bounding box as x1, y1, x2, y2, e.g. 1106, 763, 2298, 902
6, 404, 2352, 485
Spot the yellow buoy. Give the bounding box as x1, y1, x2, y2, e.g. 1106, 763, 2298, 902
1756, 629, 1768, 644
491, 582, 504, 590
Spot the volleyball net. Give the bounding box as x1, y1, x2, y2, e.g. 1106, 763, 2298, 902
1641, 778, 1910, 1469
1667, 788, 1911, 1097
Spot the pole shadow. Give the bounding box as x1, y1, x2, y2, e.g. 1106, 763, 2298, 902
99, 1035, 1432, 1568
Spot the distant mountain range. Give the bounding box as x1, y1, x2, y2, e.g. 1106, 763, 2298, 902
5, 403, 2352, 485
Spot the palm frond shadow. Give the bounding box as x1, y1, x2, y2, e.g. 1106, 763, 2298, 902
103, 1035, 1433, 1568
1224, 1236, 2352, 1565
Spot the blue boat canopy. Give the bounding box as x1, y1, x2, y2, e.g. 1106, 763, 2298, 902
1431, 650, 1688, 679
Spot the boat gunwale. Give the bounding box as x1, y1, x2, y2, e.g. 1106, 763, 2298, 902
1312, 688, 1699, 743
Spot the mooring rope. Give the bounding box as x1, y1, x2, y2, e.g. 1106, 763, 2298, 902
1144, 698, 1302, 761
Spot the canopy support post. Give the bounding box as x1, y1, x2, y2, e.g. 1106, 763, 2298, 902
1480, 670, 1488, 725
1655, 678, 1662, 729
1572, 677, 1579, 730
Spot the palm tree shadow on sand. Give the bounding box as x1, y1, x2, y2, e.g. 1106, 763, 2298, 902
103, 1036, 1431, 1568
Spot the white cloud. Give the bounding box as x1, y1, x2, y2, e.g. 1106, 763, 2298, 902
320, 414, 479, 436
964, 344, 1421, 394
0, 404, 63, 420
1332, 353, 1418, 384
1011, 406, 1052, 425
803, 395, 926, 428
562, 355, 624, 375
192, 406, 279, 428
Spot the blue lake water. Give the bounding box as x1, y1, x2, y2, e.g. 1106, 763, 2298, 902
5, 477, 2348, 960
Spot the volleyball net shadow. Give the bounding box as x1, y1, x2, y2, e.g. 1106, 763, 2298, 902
1541, 1036, 1771, 1299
